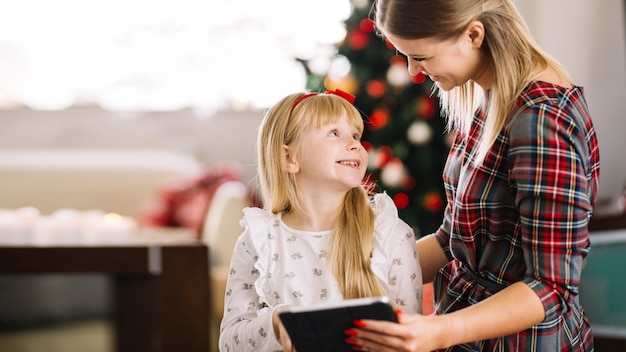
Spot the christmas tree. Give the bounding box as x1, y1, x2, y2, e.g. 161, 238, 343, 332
300, 0, 450, 236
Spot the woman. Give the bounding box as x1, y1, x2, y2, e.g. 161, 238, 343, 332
344, 0, 600, 351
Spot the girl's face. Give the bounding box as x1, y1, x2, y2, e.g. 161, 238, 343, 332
291, 113, 367, 193
385, 21, 492, 90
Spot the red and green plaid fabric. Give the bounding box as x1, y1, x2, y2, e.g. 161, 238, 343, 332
434, 81, 599, 351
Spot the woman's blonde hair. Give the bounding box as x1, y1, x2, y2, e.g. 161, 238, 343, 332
257, 92, 384, 298
374, 0, 571, 163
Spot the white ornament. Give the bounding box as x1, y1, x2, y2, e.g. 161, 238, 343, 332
380, 159, 404, 186
386, 65, 411, 87
407, 121, 432, 145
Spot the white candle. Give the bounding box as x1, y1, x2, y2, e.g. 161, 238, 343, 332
101, 213, 138, 243
0, 209, 21, 244
79, 209, 107, 244
16, 207, 41, 243
50, 208, 82, 244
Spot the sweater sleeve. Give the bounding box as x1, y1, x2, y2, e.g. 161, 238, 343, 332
371, 193, 423, 314
218, 208, 283, 352
509, 106, 593, 321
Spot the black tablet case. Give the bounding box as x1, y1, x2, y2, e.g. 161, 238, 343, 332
278, 298, 398, 352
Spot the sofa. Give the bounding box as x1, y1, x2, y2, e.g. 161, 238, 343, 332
0, 149, 204, 329
0, 149, 256, 352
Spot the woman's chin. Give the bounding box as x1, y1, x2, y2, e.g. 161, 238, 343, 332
434, 80, 454, 92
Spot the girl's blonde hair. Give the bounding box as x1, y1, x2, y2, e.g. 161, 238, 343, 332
257, 92, 384, 298
374, 0, 571, 163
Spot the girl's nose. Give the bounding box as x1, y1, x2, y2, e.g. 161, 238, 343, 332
348, 139, 362, 151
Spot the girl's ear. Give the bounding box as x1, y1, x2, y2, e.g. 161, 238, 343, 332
282, 145, 299, 173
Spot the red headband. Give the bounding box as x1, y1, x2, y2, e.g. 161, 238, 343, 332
290, 89, 356, 113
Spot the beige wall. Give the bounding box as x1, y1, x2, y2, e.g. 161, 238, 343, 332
0, 107, 264, 184
513, 0, 626, 214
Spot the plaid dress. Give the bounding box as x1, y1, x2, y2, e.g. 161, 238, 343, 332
434, 81, 600, 351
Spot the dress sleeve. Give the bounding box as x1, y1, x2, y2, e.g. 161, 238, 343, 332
508, 106, 593, 321
218, 208, 283, 352
371, 193, 423, 314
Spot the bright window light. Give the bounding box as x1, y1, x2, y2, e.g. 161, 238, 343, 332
0, 0, 352, 113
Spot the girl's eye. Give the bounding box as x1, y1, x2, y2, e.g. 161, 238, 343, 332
353, 134, 361, 141
329, 130, 339, 137
412, 57, 426, 62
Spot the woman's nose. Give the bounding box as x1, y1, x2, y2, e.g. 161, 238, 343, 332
407, 60, 423, 76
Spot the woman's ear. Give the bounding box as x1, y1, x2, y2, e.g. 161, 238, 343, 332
466, 20, 485, 49
282, 145, 299, 173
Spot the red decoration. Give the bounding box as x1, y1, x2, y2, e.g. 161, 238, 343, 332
390, 55, 406, 66
411, 72, 427, 84
361, 140, 374, 153
139, 164, 248, 237
349, 30, 369, 50
393, 192, 410, 209
423, 191, 444, 213
375, 145, 393, 168
365, 80, 386, 98
367, 108, 390, 130
325, 88, 356, 104
417, 95, 436, 119
362, 174, 378, 197
401, 175, 416, 191
359, 18, 375, 33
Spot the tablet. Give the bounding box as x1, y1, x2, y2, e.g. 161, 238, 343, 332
277, 296, 397, 352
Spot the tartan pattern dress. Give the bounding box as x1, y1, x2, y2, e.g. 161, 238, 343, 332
433, 81, 600, 351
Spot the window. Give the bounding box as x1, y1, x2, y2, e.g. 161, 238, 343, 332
0, 0, 351, 114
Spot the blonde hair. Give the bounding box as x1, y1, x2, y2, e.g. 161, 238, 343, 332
374, 0, 571, 164
257, 92, 384, 298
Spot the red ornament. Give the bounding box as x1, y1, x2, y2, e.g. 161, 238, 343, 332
349, 30, 369, 50
384, 39, 395, 50
390, 55, 406, 66
401, 175, 416, 190
359, 18, 375, 33
393, 192, 410, 209
417, 95, 436, 119
362, 175, 377, 196
423, 192, 444, 213
367, 108, 390, 130
365, 80, 386, 98
411, 72, 427, 84
375, 145, 393, 168
361, 140, 374, 153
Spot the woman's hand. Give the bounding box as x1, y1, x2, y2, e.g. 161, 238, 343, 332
345, 282, 546, 351
344, 310, 440, 352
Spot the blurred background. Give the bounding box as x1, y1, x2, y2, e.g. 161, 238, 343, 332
0, 0, 624, 351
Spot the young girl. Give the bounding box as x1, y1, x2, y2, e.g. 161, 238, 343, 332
218, 90, 422, 351
345, 0, 599, 351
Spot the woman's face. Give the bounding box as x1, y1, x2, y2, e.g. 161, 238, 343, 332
384, 22, 492, 90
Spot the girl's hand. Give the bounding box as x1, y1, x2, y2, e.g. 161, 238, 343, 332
344, 309, 438, 352
277, 321, 296, 352
272, 308, 297, 351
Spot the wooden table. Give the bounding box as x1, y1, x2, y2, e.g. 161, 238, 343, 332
0, 229, 211, 352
